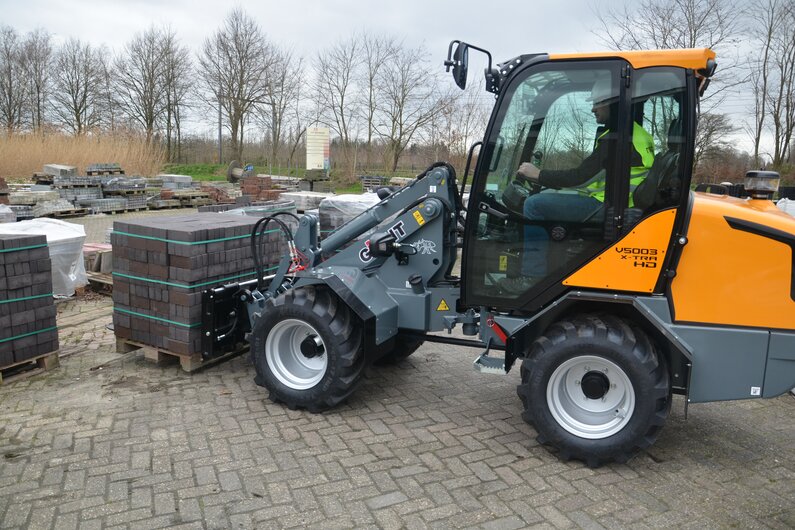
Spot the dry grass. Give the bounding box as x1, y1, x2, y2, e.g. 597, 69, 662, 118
0, 133, 165, 181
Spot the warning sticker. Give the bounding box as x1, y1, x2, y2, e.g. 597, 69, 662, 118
436, 299, 450, 311
413, 210, 425, 226
499, 255, 508, 272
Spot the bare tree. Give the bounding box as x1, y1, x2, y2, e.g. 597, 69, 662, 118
51, 38, 105, 135
375, 44, 451, 172
312, 35, 360, 176
358, 33, 396, 168
114, 27, 170, 142
21, 28, 52, 132
764, 1, 795, 167
96, 47, 117, 132
0, 26, 26, 134
694, 112, 734, 169
595, 0, 743, 108
747, 0, 787, 166
160, 28, 192, 162
257, 47, 304, 168
198, 8, 275, 162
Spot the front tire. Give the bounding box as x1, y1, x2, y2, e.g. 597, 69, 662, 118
517, 315, 670, 467
251, 286, 364, 412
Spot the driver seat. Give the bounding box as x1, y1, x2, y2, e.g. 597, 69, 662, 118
632, 119, 684, 212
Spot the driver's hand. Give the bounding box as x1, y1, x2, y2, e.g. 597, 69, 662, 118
517, 162, 540, 182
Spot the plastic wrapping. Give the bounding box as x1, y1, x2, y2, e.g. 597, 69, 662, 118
777, 198, 795, 217
0, 218, 87, 296
224, 200, 299, 233
280, 191, 334, 212
318, 193, 381, 235
0, 204, 15, 223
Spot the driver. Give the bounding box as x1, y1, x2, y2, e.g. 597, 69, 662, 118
503, 77, 655, 292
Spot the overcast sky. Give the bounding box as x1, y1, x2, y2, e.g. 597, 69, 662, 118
1, 0, 755, 150
2, 0, 603, 61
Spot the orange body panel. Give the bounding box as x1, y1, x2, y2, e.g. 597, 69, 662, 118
671, 193, 795, 329
549, 48, 715, 71
564, 209, 676, 293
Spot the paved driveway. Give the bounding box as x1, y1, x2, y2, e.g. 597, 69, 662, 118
0, 296, 794, 529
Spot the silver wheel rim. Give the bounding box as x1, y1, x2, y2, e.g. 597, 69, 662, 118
546, 355, 635, 439
265, 319, 328, 390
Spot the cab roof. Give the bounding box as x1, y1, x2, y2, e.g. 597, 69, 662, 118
548, 48, 716, 71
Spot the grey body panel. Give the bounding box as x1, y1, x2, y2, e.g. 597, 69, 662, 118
635, 297, 794, 402
669, 325, 769, 402
764, 332, 795, 398
291, 167, 462, 344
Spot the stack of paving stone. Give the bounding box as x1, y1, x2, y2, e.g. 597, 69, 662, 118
280, 191, 333, 212
86, 163, 124, 176
78, 197, 128, 213
111, 213, 288, 356
9, 190, 60, 206
32, 199, 79, 217
0, 234, 58, 369
241, 175, 284, 202
9, 205, 33, 221
43, 164, 77, 179
159, 174, 193, 189
0, 178, 9, 205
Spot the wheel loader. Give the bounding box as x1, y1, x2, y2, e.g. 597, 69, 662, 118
202, 41, 795, 466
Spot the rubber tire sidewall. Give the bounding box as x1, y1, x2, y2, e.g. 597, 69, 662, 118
251, 288, 363, 410
521, 318, 670, 465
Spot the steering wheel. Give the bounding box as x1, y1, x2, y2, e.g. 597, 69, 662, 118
502, 172, 543, 217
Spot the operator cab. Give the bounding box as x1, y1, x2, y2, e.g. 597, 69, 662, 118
450, 42, 701, 312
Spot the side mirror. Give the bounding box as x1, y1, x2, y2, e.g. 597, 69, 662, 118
452, 43, 469, 89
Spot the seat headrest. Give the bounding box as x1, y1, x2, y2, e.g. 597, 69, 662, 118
667, 119, 684, 151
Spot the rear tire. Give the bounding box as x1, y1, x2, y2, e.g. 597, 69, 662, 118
251, 286, 364, 412
517, 314, 670, 467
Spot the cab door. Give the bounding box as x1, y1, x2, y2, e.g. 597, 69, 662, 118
461, 60, 633, 311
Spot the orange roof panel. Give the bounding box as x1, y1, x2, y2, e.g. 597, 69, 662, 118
549, 48, 716, 70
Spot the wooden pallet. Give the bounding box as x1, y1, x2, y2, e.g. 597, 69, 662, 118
87, 169, 124, 176
102, 189, 146, 195
0, 351, 60, 385
116, 339, 247, 373
44, 209, 89, 219
87, 271, 113, 290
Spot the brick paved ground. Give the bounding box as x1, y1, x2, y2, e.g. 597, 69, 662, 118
0, 295, 794, 529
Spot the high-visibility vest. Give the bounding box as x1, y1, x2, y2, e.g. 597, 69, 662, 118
581, 122, 655, 204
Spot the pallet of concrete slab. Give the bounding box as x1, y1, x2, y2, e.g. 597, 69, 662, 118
33, 199, 86, 219
9, 190, 60, 206
279, 191, 333, 212
0, 233, 60, 382
43, 164, 77, 179
111, 213, 286, 368
56, 186, 102, 203
269, 175, 301, 191
147, 199, 182, 210
86, 163, 124, 176
158, 174, 193, 189
9, 205, 33, 221
78, 197, 133, 214
102, 177, 147, 194
53, 175, 103, 188
0, 177, 9, 205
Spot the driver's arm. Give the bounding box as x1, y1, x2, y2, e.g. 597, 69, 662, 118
534, 141, 609, 189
